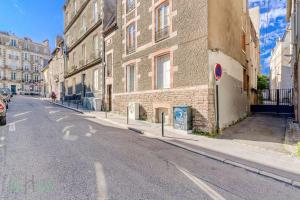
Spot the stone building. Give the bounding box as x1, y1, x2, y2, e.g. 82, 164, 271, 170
104, 0, 259, 132
270, 29, 293, 90
44, 36, 65, 99
0, 31, 50, 94
287, 0, 300, 122
63, 0, 104, 110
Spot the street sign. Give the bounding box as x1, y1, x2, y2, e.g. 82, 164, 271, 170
214, 63, 222, 81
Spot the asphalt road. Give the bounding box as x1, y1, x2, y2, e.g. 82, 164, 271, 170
0, 95, 299, 200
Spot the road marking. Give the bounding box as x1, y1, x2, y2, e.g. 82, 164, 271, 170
14, 111, 32, 117
56, 116, 68, 122
89, 125, 97, 134
0, 136, 5, 141
63, 130, 78, 141
175, 164, 226, 200
62, 125, 73, 133
95, 162, 108, 200
9, 123, 16, 132
85, 133, 92, 137
49, 110, 61, 114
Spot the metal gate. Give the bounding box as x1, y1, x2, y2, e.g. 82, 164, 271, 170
250, 89, 294, 116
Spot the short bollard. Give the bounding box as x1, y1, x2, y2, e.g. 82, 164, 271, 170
77, 101, 79, 109
105, 107, 108, 118
68, 100, 70, 107
161, 112, 165, 137
127, 107, 129, 125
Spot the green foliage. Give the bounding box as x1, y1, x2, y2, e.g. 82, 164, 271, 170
257, 74, 269, 90
192, 130, 219, 138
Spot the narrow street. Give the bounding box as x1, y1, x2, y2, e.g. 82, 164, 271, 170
0, 96, 299, 200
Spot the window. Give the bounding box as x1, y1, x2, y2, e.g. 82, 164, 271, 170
24, 74, 29, 82
126, 0, 135, 13
93, 35, 99, 58
82, 44, 86, 64
94, 69, 99, 91
10, 39, 17, 47
126, 23, 136, 54
72, 78, 76, 94
82, 14, 87, 32
74, 0, 77, 13
93, 1, 98, 22
24, 52, 28, 61
11, 72, 16, 80
126, 64, 135, 92
24, 42, 29, 50
243, 69, 249, 91
155, 1, 170, 42
156, 54, 171, 89
241, 31, 246, 52
106, 53, 112, 77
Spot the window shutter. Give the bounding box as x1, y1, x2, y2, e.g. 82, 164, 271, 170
163, 59, 171, 89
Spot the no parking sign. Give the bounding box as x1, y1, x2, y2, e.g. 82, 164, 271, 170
214, 63, 222, 81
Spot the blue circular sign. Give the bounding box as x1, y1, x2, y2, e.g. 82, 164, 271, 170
214, 64, 222, 81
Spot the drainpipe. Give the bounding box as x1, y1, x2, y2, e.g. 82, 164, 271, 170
102, 33, 106, 111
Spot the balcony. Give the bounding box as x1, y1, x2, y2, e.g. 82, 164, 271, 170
155, 26, 170, 42
126, 46, 136, 55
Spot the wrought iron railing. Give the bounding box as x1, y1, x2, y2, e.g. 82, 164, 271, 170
257, 89, 293, 106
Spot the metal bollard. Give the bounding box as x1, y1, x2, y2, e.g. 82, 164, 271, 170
127, 107, 129, 125
77, 101, 79, 109
162, 112, 165, 137
105, 105, 108, 118
68, 100, 70, 107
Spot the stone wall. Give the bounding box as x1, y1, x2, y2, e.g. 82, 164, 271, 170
113, 85, 215, 132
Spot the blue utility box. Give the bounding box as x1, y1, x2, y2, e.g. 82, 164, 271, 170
173, 105, 192, 131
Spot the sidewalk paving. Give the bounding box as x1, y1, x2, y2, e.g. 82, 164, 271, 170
49, 100, 300, 186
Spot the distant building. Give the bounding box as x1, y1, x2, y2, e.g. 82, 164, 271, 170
0, 32, 50, 94
43, 36, 65, 99
270, 29, 293, 89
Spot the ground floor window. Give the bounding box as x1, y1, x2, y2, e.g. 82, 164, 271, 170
156, 54, 171, 89
126, 64, 135, 92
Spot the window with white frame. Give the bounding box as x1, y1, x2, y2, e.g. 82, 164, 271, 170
126, 64, 135, 92
126, 0, 135, 13
82, 14, 87, 32
93, 69, 99, 91
11, 72, 16, 80
156, 54, 171, 89
126, 23, 136, 54
155, 1, 170, 42
24, 74, 29, 82
93, 1, 98, 22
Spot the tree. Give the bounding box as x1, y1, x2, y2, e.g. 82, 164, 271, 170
257, 74, 269, 90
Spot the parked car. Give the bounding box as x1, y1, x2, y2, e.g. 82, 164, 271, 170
0, 95, 8, 109
0, 88, 11, 103
3, 88, 13, 97
0, 99, 6, 125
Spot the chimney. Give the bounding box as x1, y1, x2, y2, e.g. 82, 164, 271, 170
43, 39, 49, 47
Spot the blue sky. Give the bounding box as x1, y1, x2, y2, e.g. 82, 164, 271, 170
0, 0, 287, 75
249, 0, 288, 75
0, 0, 64, 51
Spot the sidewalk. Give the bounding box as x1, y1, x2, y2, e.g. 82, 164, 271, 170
50, 100, 300, 186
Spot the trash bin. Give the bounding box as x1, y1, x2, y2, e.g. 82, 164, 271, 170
173, 105, 192, 131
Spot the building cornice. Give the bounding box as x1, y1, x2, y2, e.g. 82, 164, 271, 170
64, 57, 102, 79
64, 0, 91, 34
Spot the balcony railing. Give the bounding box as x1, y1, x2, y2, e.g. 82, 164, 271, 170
155, 26, 170, 42
126, 45, 136, 55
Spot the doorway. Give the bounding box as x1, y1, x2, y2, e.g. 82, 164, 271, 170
11, 85, 16, 94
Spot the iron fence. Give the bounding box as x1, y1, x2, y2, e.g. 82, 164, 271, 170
257, 89, 293, 106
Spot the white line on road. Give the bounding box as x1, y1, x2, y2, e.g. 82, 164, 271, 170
175, 164, 226, 200
14, 111, 32, 117
49, 110, 61, 114
95, 162, 108, 200
56, 116, 68, 122
62, 125, 73, 133
9, 123, 16, 132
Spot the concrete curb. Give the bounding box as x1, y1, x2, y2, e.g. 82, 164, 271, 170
48, 101, 84, 114
156, 138, 300, 188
